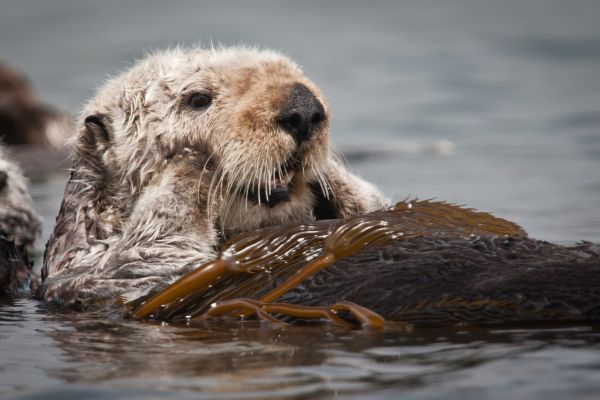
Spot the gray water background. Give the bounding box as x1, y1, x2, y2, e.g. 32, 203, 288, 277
1, 0, 600, 398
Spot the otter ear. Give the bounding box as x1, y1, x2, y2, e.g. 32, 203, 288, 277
84, 114, 110, 144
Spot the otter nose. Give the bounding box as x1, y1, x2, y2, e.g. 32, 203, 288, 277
277, 83, 325, 144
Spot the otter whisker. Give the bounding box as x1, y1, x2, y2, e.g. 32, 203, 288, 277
226, 160, 254, 221
198, 152, 215, 202
309, 151, 332, 199
314, 164, 331, 200
219, 163, 247, 221
256, 166, 263, 205
213, 166, 233, 234
264, 163, 272, 199
262, 163, 269, 199
206, 160, 226, 226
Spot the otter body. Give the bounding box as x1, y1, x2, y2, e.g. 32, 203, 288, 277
0, 144, 39, 295
39, 47, 387, 305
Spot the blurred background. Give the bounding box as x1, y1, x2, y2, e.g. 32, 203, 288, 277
1, 0, 599, 250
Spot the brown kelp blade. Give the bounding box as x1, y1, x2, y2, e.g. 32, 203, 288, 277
132, 200, 526, 321
133, 259, 229, 319
258, 218, 421, 304
388, 200, 525, 238
204, 298, 386, 329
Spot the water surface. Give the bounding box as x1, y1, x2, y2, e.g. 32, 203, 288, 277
2, 298, 600, 400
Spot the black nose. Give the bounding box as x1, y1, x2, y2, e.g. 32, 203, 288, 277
277, 83, 325, 144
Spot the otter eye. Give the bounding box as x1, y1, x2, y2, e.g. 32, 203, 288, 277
187, 93, 212, 110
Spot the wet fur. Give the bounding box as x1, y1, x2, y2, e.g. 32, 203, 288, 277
0, 144, 39, 295
0, 144, 40, 251
39, 47, 387, 305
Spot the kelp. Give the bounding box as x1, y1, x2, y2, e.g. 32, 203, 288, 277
133, 200, 556, 327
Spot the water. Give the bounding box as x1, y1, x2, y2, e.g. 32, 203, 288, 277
2, 299, 600, 400
1, 0, 600, 398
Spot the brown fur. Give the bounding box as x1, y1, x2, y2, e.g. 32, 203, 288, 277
0, 62, 71, 148
0, 144, 40, 295
0, 144, 40, 251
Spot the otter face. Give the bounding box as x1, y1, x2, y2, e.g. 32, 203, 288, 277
78, 47, 331, 236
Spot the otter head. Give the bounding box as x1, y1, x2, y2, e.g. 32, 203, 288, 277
77, 47, 332, 237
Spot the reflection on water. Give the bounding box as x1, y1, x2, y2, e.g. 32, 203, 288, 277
1, 0, 600, 398
2, 298, 600, 399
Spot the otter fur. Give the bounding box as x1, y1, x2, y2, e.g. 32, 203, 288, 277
0, 144, 40, 251
39, 47, 387, 305
0, 143, 40, 295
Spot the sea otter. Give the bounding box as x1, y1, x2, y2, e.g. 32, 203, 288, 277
0, 144, 40, 252
0, 144, 40, 295
38, 47, 600, 326
39, 47, 388, 305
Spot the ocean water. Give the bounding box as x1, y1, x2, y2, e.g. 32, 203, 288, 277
1, 0, 600, 398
